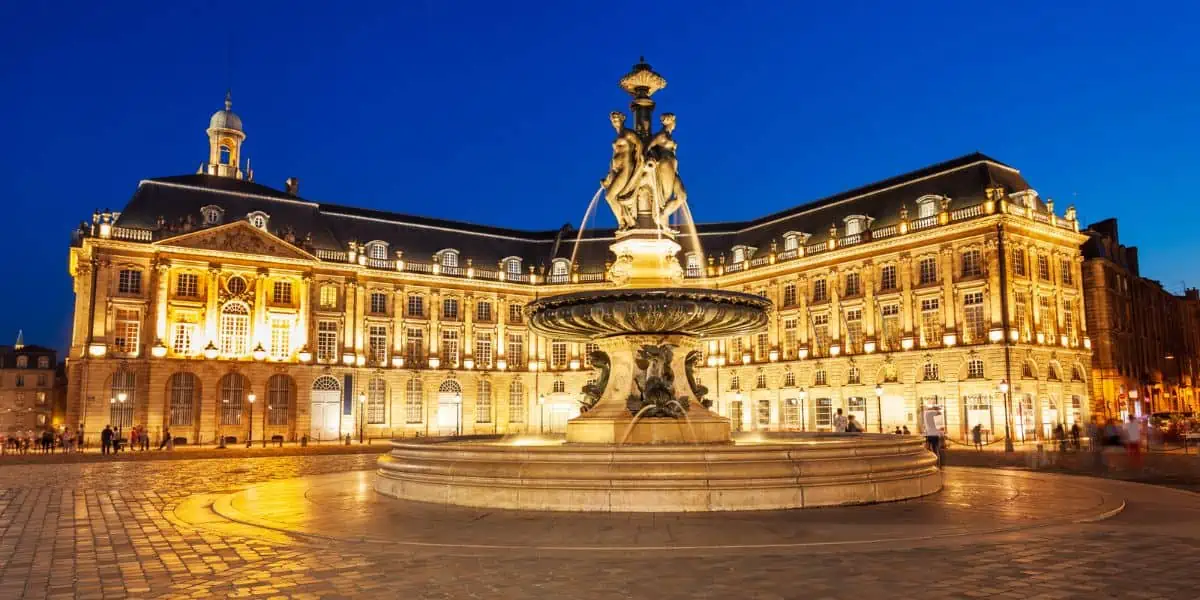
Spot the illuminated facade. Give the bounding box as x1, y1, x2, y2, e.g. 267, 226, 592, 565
65, 96, 1092, 444
0, 334, 57, 434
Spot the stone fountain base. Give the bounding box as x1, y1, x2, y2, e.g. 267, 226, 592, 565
566, 413, 731, 445
375, 433, 942, 512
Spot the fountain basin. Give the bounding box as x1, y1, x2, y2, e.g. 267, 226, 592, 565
375, 433, 942, 512
525, 287, 771, 341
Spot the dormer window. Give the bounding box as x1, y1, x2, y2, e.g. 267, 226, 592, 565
438, 249, 459, 268
783, 234, 799, 251
551, 259, 570, 277
503, 257, 523, 275
685, 253, 701, 277
916, 196, 941, 219
843, 215, 873, 236
247, 211, 269, 231
731, 245, 753, 263
366, 241, 389, 260
200, 205, 224, 225
1009, 189, 1038, 210
16, 356, 28, 369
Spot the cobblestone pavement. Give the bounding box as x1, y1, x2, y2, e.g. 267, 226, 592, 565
0, 454, 1197, 599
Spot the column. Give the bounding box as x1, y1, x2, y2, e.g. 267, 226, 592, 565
863, 261, 876, 337
153, 259, 170, 342
392, 285, 406, 355
496, 296, 507, 362
429, 291, 440, 359
899, 253, 914, 334
464, 293, 475, 363
1075, 257, 1088, 336
205, 264, 220, 345
797, 275, 810, 346
1029, 247, 1042, 337
253, 268, 268, 349
767, 280, 780, 350
343, 280, 357, 352
296, 274, 310, 349
829, 267, 842, 343
985, 238, 1002, 327
92, 258, 112, 344
354, 283, 367, 354
940, 246, 956, 335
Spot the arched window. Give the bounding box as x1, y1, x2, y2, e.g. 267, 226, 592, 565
551, 259, 570, 277
1048, 363, 1061, 381
505, 258, 522, 275
405, 379, 423, 423
476, 380, 493, 423
312, 375, 340, 391
783, 371, 796, 388
219, 302, 250, 356
1022, 361, 1036, 379
1072, 365, 1085, 382
784, 234, 799, 251
218, 373, 247, 425
440, 250, 459, 268
508, 380, 526, 423
219, 145, 232, 165
366, 377, 386, 424
201, 205, 224, 225
267, 374, 293, 426
249, 213, 267, 230
110, 369, 135, 428
967, 359, 985, 379
168, 373, 196, 426
732, 246, 746, 263
367, 242, 388, 260
916, 195, 940, 219
844, 215, 870, 236
439, 379, 462, 397
552, 380, 566, 393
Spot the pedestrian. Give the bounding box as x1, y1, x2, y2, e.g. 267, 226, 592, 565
971, 423, 983, 451
1125, 415, 1143, 470
1054, 423, 1067, 453
902, 425, 910, 435
158, 427, 172, 451
100, 425, 113, 455
846, 415, 863, 433
76, 425, 84, 453
1086, 416, 1103, 470
1070, 422, 1081, 451
833, 408, 848, 433
922, 405, 944, 464
129, 427, 138, 452
141, 426, 151, 451
894, 426, 903, 435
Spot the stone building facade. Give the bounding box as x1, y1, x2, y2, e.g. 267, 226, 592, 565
1082, 218, 1200, 418
64, 96, 1092, 445
0, 335, 58, 434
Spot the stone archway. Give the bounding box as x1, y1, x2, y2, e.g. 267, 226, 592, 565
311, 376, 341, 442
436, 380, 462, 436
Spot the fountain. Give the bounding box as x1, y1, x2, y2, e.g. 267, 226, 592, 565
376, 59, 941, 511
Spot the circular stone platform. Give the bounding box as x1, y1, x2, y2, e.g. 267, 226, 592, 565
375, 433, 941, 512
185, 467, 1127, 553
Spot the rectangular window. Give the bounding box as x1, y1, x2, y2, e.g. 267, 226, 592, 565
730, 337, 743, 362
1012, 248, 1026, 277
441, 329, 460, 367
783, 399, 800, 427
476, 300, 493, 322
1039, 296, 1056, 339
1063, 302, 1075, 343
783, 318, 798, 359
551, 341, 568, 369
844, 272, 861, 296
918, 257, 938, 285
961, 249, 982, 277
757, 400, 771, 426
272, 281, 292, 304
1061, 258, 1074, 286
812, 279, 828, 303
508, 303, 523, 324
1038, 255, 1050, 281
880, 265, 897, 291
442, 298, 460, 321
176, 273, 198, 297
845, 308, 863, 353
407, 294, 425, 318
320, 285, 338, 309
963, 292, 985, 343
37, 376, 47, 388
370, 291, 388, 315
782, 283, 797, 307
369, 325, 388, 364
881, 304, 901, 351
507, 333, 525, 368
37, 356, 49, 369
317, 321, 339, 362
755, 332, 770, 361
475, 331, 493, 368
584, 342, 599, 366
1014, 293, 1030, 341
114, 309, 140, 355
920, 297, 942, 348
117, 269, 142, 295
172, 322, 193, 355
270, 318, 291, 360
812, 314, 829, 356
406, 328, 425, 365
816, 398, 833, 429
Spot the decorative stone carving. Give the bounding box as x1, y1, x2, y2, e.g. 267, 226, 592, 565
161, 221, 311, 260
684, 349, 710, 408
626, 344, 689, 418
580, 350, 610, 413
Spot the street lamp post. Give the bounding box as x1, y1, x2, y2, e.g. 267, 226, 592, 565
358, 392, 366, 444
1000, 379, 1013, 452
798, 388, 807, 432
246, 393, 256, 448
538, 394, 546, 434
874, 384, 884, 433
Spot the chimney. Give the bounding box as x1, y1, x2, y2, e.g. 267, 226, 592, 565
285, 177, 300, 196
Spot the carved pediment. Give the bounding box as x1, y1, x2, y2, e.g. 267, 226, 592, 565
154, 221, 315, 261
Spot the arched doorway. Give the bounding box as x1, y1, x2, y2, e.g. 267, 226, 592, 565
311, 376, 341, 441
437, 380, 462, 436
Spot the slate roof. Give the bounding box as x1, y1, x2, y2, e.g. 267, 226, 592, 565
111, 152, 1034, 270
0, 345, 56, 370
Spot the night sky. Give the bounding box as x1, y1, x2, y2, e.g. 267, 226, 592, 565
2, 1, 1197, 353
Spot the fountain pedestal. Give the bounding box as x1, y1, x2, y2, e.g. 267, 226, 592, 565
566, 334, 730, 444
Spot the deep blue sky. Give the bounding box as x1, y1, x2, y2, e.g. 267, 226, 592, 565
2, 1, 1198, 353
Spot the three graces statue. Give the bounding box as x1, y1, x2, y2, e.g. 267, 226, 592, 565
601, 111, 688, 232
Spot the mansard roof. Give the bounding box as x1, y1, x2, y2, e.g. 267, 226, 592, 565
111, 152, 1034, 269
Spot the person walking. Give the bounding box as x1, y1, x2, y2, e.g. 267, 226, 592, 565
141, 426, 151, 451
76, 425, 84, 453
833, 408, 848, 433
1070, 422, 1082, 451
922, 405, 944, 464
971, 423, 983, 451
845, 415, 863, 433
158, 427, 172, 451
100, 425, 113, 455
1125, 416, 1143, 470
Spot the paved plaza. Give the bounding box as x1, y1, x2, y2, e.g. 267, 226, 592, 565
0, 453, 1197, 599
